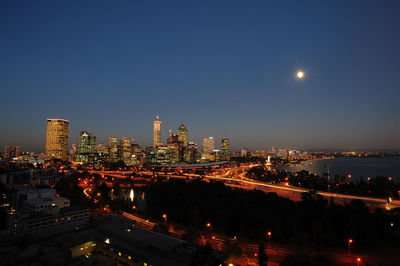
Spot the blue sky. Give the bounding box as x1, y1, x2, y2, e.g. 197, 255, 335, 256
1, 0, 399, 151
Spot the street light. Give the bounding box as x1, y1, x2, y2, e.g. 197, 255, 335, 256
162, 213, 167, 223
348, 238, 353, 253
356, 257, 361, 266
267, 231, 272, 244
206, 222, 212, 232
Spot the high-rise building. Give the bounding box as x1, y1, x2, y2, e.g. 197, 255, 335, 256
119, 137, 132, 164
153, 115, 162, 149
3, 145, 20, 160
203, 137, 214, 154
76, 131, 96, 163
185, 142, 200, 163
221, 138, 230, 160
45, 119, 69, 160
178, 123, 188, 147
108, 136, 119, 162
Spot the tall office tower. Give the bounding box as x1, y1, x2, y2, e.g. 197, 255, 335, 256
119, 137, 131, 162
153, 115, 162, 149
203, 137, 215, 154
4, 145, 20, 160
221, 138, 230, 160
178, 123, 188, 147
45, 119, 69, 160
186, 142, 199, 163
76, 131, 96, 162
108, 136, 119, 162
77, 131, 96, 154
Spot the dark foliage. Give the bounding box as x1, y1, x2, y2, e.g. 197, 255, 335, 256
145, 179, 400, 250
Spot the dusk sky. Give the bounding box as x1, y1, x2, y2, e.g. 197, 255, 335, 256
1, 0, 400, 152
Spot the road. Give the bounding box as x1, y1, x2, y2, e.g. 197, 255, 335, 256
78, 166, 400, 265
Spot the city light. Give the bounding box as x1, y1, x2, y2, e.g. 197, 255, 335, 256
3, 3, 400, 266
348, 238, 353, 253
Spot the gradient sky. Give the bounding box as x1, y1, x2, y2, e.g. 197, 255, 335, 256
1, 0, 400, 152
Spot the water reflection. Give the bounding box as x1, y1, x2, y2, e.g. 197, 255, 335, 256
110, 188, 146, 212
276, 157, 400, 182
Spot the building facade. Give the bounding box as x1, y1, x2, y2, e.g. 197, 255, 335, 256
119, 137, 132, 165
203, 137, 215, 154
108, 136, 119, 163
45, 119, 69, 160
4, 145, 20, 160
178, 123, 188, 148
76, 131, 96, 163
221, 138, 230, 160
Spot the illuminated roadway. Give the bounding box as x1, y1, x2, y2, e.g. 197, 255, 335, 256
78, 166, 400, 265
81, 165, 400, 209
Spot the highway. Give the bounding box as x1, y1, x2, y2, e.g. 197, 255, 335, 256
82, 165, 400, 209
77, 166, 400, 265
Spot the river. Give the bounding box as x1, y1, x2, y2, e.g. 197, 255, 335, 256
276, 157, 400, 183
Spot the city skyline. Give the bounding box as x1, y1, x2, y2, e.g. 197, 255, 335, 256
1, 1, 400, 151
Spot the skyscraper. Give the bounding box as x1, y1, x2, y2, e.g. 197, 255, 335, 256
45, 119, 69, 160
178, 123, 188, 147
76, 131, 96, 163
119, 137, 132, 164
221, 138, 230, 160
108, 136, 119, 162
203, 137, 214, 154
153, 115, 162, 149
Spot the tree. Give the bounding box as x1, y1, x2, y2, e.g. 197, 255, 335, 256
258, 242, 268, 266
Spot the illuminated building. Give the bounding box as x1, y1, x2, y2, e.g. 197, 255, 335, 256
167, 144, 180, 163
45, 119, 69, 160
75, 131, 96, 163
119, 137, 132, 165
4, 145, 20, 160
213, 150, 221, 162
203, 137, 214, 154
108, 136, 119, 163
95, 144, 109, 155
221, 138, 230, 160
10, 188, 89, 236
155, 145, 171, 164
178, 123, 188, 147
241, 148, 249, 157
94, 144, 109, 168
185, 142, 200, 163
131, 143, 144, 163
153, 115, 162, 149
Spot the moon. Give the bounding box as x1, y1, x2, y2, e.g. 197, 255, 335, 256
297, 71, 304, 79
